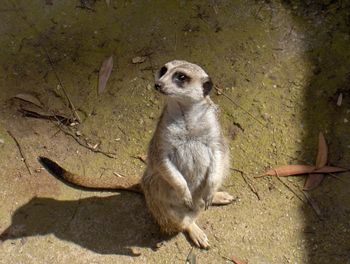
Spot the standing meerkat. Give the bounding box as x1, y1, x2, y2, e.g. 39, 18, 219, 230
38, 60, 234, 248
141, 60, 233, 248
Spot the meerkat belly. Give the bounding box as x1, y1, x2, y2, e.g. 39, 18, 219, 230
171, 139, 212, 190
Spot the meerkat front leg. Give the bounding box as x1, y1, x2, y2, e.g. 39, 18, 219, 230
202, 149, 230, 210
158, 157, 193, 208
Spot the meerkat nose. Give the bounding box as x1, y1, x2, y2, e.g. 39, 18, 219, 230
154, 81, 163, 91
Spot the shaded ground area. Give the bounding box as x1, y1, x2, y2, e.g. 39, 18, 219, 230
0, 0, 349, 263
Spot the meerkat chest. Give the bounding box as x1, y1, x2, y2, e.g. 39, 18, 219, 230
165, 122, 215, 184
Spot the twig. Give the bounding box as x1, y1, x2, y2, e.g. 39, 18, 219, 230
54, 123, 116, 159
214, 86, 267, 128
132, 155, 147, 164
11, 2, 81, 123
64, 191, 83, 232
276, 177, 322, 219
301, 191, 322, 219
276, 177, 304, 202
7, 130, 32, 175
44, 49, 82, 123
231, 168, 260, 200
328, 172, 349, 183
185, 247, 196, 264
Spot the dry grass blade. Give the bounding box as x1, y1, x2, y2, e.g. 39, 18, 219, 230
19, 107, 73, 125
231, 168, 260, 200
14, 93, 43, 108
133, 154, 147, 164
303, 174, 324, 191
98, 55, 113, 95
302, 191, 322, 218
315, 132, 328, 169
185, 248, 196, 264
7, 130, 32, 175
221, 255, 247, 264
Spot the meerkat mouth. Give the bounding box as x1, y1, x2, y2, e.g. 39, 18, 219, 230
158, 90, 173, 96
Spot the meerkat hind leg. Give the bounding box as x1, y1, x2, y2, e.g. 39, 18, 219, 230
185, 222, 210, 249
212, 191, 235, 205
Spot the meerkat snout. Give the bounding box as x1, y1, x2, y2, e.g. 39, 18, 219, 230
154, 60, 214, 102
154, 81, 163, 91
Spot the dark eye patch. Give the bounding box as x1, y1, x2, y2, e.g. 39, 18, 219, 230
159, 66, 167, 78
172, 71, 190, 87
203, 78, 213, 96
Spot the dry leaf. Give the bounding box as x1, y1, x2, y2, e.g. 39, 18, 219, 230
315, 132, 328, 169
337, 93, 343, 106
258, 165, 316, 177
313, 166, 348, 173
132, 56, 146, 64
303, 174, 324, 191
231, 258, 247, 264
14, 93, 43, 108
258, 165, 347, 178
98, 55, 113, 95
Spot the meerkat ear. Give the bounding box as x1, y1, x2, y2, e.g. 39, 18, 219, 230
202, 78, 213, 96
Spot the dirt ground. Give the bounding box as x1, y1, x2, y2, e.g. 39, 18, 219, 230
0, 0, 349, 263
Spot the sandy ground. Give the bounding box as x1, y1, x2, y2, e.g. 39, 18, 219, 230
0, 0, 349, 263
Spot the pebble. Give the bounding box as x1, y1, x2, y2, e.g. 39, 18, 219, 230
132, 56, 146, 64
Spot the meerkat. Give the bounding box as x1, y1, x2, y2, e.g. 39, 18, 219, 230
39, 60, 234, 249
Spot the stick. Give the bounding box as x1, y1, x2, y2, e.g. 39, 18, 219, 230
301, 191, 322, 219
276, 177, 304, 202
54, 123, 116, 159
7, 130, 32, 175
44, 49, 82, 123
276, 177, 322, 220
11, 2, 81, 123
231, 168, 260, 200
214, 86, 267, 128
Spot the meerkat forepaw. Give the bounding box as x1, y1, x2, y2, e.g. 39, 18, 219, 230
182, 187, 194, 209
186, 223, 210, 249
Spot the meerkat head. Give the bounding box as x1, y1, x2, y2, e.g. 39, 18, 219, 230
154, 60, 213, 103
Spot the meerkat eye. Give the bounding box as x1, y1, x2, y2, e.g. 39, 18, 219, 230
178, 73, 186, 81
159, 66, 167, 78
172, 72, 190, 87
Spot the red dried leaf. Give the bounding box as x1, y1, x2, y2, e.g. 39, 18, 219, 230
303, 174, 324, 191
312, 166, 348, 174
231, 258, 247, 264
315, 132, 328, 169
260, 165, 316, 177
258, 165, 347, 178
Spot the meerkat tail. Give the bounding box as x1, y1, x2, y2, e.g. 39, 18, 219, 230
38, 157, 143, 194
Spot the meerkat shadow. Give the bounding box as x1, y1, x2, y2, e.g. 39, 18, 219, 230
0, 194, 173, 256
